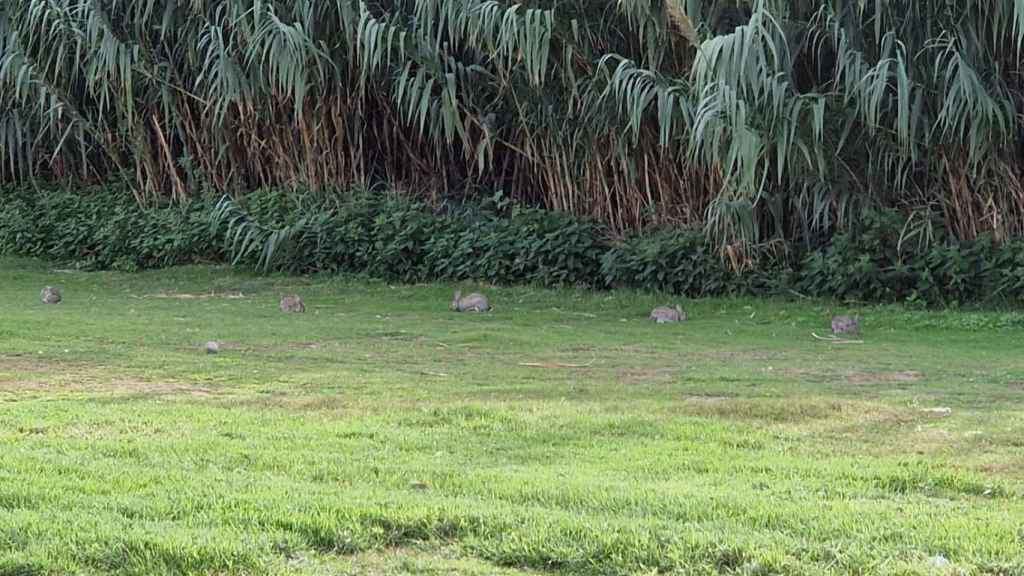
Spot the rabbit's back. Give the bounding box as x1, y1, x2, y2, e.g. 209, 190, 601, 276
40, 286, 62, 304
457, 293, 490, 312
649, 306, 684, 323
831, 315, 859, 335
280, 295, 305, 313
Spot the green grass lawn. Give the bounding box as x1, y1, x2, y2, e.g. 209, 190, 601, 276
0, 257, 1022, 576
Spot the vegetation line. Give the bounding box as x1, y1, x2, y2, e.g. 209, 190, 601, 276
1, 1, 1021, 249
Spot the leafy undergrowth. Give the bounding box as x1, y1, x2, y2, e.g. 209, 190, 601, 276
0, 258, 1021, 575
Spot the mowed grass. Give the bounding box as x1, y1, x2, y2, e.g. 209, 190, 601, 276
0, 257, 1022, 576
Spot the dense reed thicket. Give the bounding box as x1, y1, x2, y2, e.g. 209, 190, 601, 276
1, 1, 1022, 250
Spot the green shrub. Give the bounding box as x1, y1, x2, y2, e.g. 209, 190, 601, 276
600, 229, 794, 297
0, 187, 223, 270
3, 186, 1024, 306
796, 211, 1024, 305
212, 190, 606, 286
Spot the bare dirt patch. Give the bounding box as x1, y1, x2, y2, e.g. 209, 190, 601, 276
0, 354, 77, 373
699, 350, 776, 363
102, 380, 223, 398
563, 345, 596, 353
978, 461, 1024, 480
2, 375, 222, 398
845, 370, 923, 385
0, 355, 93, 390
0, 355, 222, 398
618, 367, 678, 385
0, 379, 54, 392
675, 396, 908, 427
781, 368, 925, 387
298, 545, 540, 575
682, 394, 731, 403
608, 345, 663, 358
288, 342, 325, 351
221, 393, 353, 413
142, 292, 247, 300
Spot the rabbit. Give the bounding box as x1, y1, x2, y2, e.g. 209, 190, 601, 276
650, 305, 686, 323
40, 286, 62, 304
205, 341, 220, 355
280, 294, 305, 313
450, 290, 491, 312
831, 315, 860, 336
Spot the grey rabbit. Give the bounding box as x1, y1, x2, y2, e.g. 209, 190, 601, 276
450, 290, 491, 312
40, 286, 62, 304
649, 305, 686, 323
831, 315, 860, 336
280, 294, 305, 313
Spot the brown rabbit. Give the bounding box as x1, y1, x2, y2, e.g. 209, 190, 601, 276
649, 305, 686, 323
450, 290, 491, 312
40, 286, 62, 304
831, 315, 860, 336
280, 295, 305, 313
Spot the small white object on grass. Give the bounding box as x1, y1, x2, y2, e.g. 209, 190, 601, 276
205, 341, 220, 355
